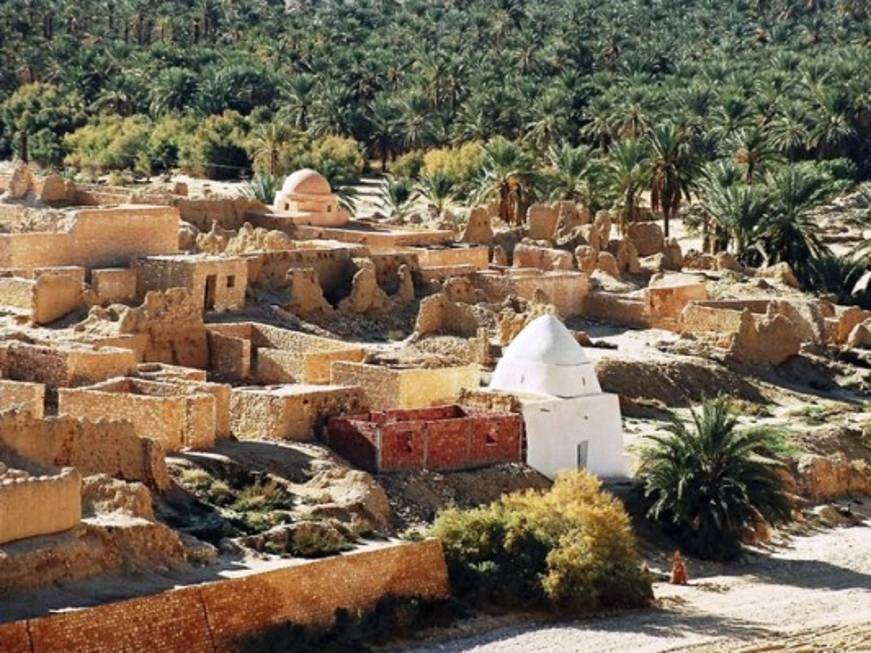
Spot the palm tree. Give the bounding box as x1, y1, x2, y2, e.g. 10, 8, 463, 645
149, 67, 199, 116
376, 176, 415, 221
242, 174, 280, 205
280, 75, 316, 131
367, 97, 401, 172
473, 137, 538, 225
249, 123, 288, 177
648, 123, 698, 238
415, 170, 456, 215
699, 180, 770, 257
543, 143, 606, 209
606, 138, 652, 232
759, 165, 832, 283
732, 127, 782, 184
639, 396, 791, 561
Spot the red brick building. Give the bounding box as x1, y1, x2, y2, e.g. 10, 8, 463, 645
325, 405, 523, 473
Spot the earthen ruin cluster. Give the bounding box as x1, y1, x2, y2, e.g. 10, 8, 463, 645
0, 162, 869, 647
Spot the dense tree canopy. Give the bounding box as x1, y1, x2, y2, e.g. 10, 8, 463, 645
0, 0, 869, 304
0, 0, 868, 174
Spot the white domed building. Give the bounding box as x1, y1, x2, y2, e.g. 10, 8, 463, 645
490, 314, 630, 479
272, 168, 350, 226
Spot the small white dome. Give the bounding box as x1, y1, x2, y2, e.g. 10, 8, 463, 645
281, 168, 331, 195
490, 314, 600, 398
501, 314, 589, 366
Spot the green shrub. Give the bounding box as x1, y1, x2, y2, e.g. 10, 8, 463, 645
638, 395, 792, 561
431, 471, 652, 613
392, 150, 425, 179
64, 115, 151, 173
179, 111, 251, 180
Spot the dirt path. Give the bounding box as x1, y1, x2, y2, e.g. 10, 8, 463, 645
401, 520, 871, 652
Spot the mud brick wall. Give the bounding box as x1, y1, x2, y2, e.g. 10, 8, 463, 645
0, 276, 34, 314
135, 256, 248, 313
58, 378, 216, 452
247, 247, 357, 297
89, 267, 137, 305
645, 283, 708, 320
0, 465, 81, 545
412, 244, 489, 269
231, 385, 368, 441
0, 380, 45, 417
207, 330, 252, 380
582, 291, 648, 327
176, 197, 266, 231
0, 231, 70, 269
32, 266, 86, 324
368, 252, 420, 291
0, 342, 137, 388
70, 207, 179, 268
1, 539, 449, 653
331, 362, 479, 411
0, 410, 170, 489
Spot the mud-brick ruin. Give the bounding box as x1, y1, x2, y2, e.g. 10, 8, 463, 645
0, 162, 869, 650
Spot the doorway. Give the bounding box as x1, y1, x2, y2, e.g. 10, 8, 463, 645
204, 275, 217, 310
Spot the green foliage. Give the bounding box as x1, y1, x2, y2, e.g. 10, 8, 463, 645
392, 150, 425, 180
64, 116, 151, 173
376, 176, 415, 219
178, 111, 251, 180
0, 83, 84, 166
415, 170, 456, 214
638, 396, 792, 561
432, 471, 652, 613
243, 174, 280, 204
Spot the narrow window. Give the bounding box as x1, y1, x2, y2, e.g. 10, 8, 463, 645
576, 441, 589, 470
226, 275, 236, 289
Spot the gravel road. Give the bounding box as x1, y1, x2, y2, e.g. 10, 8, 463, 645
401, 520, 871, 652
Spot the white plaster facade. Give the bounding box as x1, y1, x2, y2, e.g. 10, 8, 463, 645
490, 314, 630, 479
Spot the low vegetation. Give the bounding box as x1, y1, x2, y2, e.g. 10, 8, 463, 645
638, 396, 793, 561
432, 471, 653, 613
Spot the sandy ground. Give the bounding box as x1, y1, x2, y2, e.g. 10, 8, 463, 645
399, 511, 871, 653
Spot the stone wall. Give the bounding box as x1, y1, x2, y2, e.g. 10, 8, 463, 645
176, 197, 267, 231
327, 405, 522, 472
0, 459, 81, 545
0, 539, 449, 653
330, 362, 480, 410
135, 255, 248, 313
0, 341, 137, 387
207, 322, 364, 384
0, 266, 85, 325
58, 378, 216, 452
409, 245, 490, 270
582, 292, 649, 327
474, 269, 589, 318
247, 245, 359, 298
89, 267, 138, 305
0, 380, 44, 417
0, 409, 170, 489
231, 384, 368, 441
0, 206, 178, 272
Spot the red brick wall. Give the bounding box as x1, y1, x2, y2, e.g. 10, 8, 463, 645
3, 540, 449, 653
327, 406, 522, 473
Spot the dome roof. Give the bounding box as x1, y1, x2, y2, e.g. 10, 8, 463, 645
501, 314, 589, 366
281, 168, 331, 196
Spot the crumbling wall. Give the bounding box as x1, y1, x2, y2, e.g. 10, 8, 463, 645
413, 292, 480, 338
0, 409, 169, 489
231, 384, 368, 441
0, 380, 44, 417
89, 268, 138, 305
330, 362, 479, 410
0, 341, 137, 387
0, 460, 81, 545
583, 292, 648, 327
512, 243, 574, 271
176, 197, 266, 231
135, 256, 247, 313
247, 246, 358, 298
729, 308, 802, 365
58, 378, 216, 452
